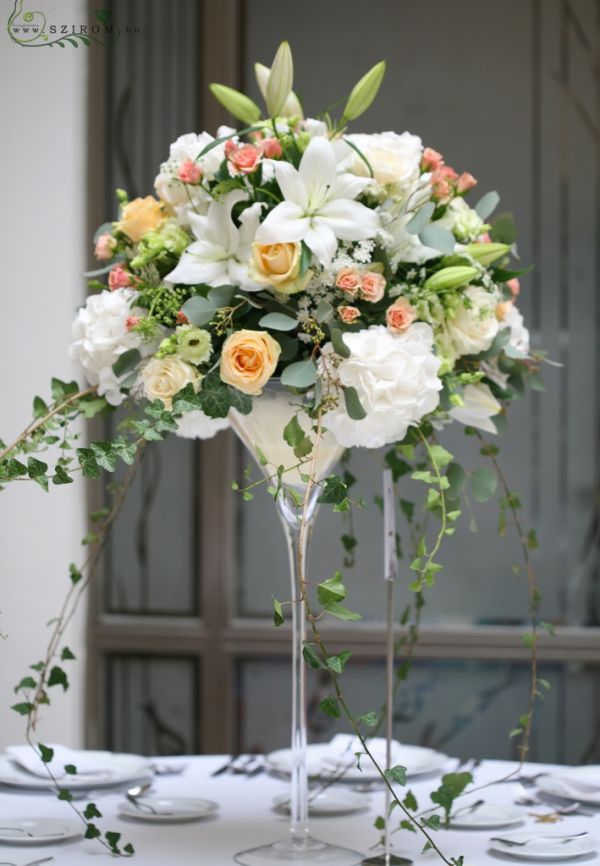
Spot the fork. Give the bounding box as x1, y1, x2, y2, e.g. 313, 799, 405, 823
491, 832, 588, 847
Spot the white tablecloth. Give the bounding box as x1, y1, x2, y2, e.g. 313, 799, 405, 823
0, 755, 598, 864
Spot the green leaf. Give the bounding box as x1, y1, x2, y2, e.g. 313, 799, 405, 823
64, 763, 77, 775
14, 676, 37, 693
491, 212, 517, 245
330, 328, 351, 359
2, 458, 27, 478
283, 415, 313, 459
69, 563, 82, 585
384, 765, 407, 786
317, 572, 347, 606
315, 300, 333, 323
430, 772, 473, 814
90, 442, 117, 473
325, 602, 362, 621
207, 285, 236, 308
317, 475, 348, 505
61, 646, 76, 661
327, 650, 352, 674
374, 815, 385, 831
470, 467, 498, 502
403, 790, 418, 811
406, 201, 435, 234
344, 386, 367, 421
423, 814, 441, 830
105, 830, 122, 850
84, 803, 102, 819
299, 241, 312, 276
357, 711, 378, 727
228, 387, 252, 415
111, 436, 138, 465
428, 444, 453, 469
52, 465, 73, 485
181, 295, 217, 326
446, 463, 467, 498
33, 396, 48, 418
527, 528, 539, 550
38, 743, 54, 763
47, 666, 69, 691
259, 312, 298, 331
27, 457, 48, 478
58, 788, 74, 802
272, 597, 284, 627
475, 190, 500, 220
51, 378, 79, 400
112, 348, 141, 378
280, 359, 317, 388
77, 448, 101, 479
302, 645, 324, 669
419, 224, 455, 254
385, 451, 411, 482
84, 822, 101, 839
11, 702, 34, 716
198, 384, 231, 418
319, 696, 341, 718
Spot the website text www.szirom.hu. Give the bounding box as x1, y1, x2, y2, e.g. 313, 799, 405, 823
9, 22, 140, 37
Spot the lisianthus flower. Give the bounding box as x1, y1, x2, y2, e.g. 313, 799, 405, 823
255, 137, 379, 267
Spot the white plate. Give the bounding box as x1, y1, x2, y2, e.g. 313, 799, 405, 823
436, 802, 525, 829
0, 817, 82, 845
273, 788, 369, 816
488, 832, 598, 861
0, 752, 151, 790
117, 797, 219, 823
537, 767, 600, 806
266, 744, 448, 782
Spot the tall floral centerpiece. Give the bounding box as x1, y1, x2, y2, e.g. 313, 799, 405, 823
3, 40, 546, 866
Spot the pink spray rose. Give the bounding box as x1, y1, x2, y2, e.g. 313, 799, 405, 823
177, 159, 202, 184
94, 232, 116, 261
108, 264, 133, 290
228, 144, 262, 176
335, 267, 362, 298
338, 305, 361, 324
360, 272, 386, 303
385, 297, 417, 333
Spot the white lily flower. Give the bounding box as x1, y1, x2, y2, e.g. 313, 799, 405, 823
255, 137, 380, 267
449, 383, 502, 434
166, 191, 263, 290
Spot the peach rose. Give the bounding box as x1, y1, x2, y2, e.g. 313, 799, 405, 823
338, 305, 361, 324
108, 264, 133, 290
360, 272, 386, 303
421, 147, 444, 172
250, 242, 309, 294
117, 196, 164, 243
386, 297, 416, 333
177, 159, 202, 184
228, 144, 262, 176
220, 330, 281, 395
261, 138, 283, 158
507, 277, 520, 297
335, 267, 362, 298
456, 172, 477, 194
94, 232, 116, 261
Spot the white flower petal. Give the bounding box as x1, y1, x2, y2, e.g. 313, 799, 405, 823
305, 223, 337, 266
329, 172, 371, 201
166, 242, 228, 284
255, 201, 310, 244
299, 137, 337, 206
317, 199, 379, 241
273, 160, 308, 209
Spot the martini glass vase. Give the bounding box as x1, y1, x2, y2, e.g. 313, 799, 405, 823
230, 382, 362, 866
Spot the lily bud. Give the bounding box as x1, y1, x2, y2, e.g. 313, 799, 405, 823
342, 60, 386, 122
266, 41, 294, 117
424, 266, 479, 292
464, 242, 510, 266
209, 83, 261, 125
255, 61, 303, 119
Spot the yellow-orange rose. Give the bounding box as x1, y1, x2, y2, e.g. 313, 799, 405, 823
117, 196, 164, 243
142, 356, 199, 409
250, 242, 310, 295
220, 330, 281, 395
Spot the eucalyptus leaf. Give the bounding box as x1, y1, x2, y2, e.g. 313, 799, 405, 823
207, 285, 236, 308
475, 190, 500, 220
280, 359, 317, 388
315, 300, 334, 323
419, 224, 456, 254
344, 386, 367, 421
330, 328, 351, 359
406, 201, 435, 234
181, 295, 217, 326
258, 312, 298, 331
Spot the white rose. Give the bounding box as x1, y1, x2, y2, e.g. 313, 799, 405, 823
450, 383, 502, 434
141, 357, 199, 410
321, 323, 442, 449
437, 197, 484, 242
344, 131, 424, 206
447, 285, 500, 358
154, 131, 227, 224
502, 304, 530, 355
175, 409, 229, 440
69, 288, 152, 406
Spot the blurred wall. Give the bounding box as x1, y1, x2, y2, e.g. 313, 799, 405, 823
0, 0, 88, 748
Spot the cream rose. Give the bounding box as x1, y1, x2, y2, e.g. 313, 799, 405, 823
220, 329, 281, 395
117, 196, 164, 243
249, 242, 309, 294
446, 285, 500, 358
142, 356, 199, 409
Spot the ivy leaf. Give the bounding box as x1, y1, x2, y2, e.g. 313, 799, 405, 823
228, 387, 252, 415
64, 763, 77, 775
58, 788, 74, 802
111, 436, 138, 465
324, 602, 362, 621
384, 765, 407, 786
172, 383, 202, 415
198, 384, 231, 418
430, 772, 472, 815
38, 743, 54, 763
47, 666, 69, 691
327, 650, 352, 674
84, 822, 101, 839
14, 676, 37, 693
317, 475, 348, 505
403, 790, 418, 811
429, 444, 453, 469
27, 457, 48, 479
302, 645, 325, 669
319, 696, 341, 718
357, 711, 378, 727
11, 702, 34, 716
53, 465, 73, 485
61, 646, 76, 661
272, 597, 284, 627
283, 415, 313, 459
470, 467, 498, 502
33, 395, 48, 418
84, 803, 102, 819
90, 442, 117, 473
77, 448, 101, 479
3, 458, 27, 478
69, 563, 82, 585
317, 572, 347, 606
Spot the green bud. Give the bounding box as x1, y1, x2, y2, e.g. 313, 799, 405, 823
266, 41, 294, 118
464, 242, 511, 266
424, 266, 479, 292
176, 326, 212, 365
255, 62, 303, 118
209, 83, 261, 126
342, 60, 386, 122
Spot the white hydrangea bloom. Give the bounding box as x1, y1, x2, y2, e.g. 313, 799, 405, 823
320, 323, 442, 448
175, 410, 230, 440
69, 289, 153, 406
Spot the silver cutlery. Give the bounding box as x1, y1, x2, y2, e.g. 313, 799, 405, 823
514, 784, 595, 816
491, 832, 588, 847
0, 859, 54, 866
211, 755, 239, 777
0, 828, 63, 839
125, 784, 173, 817
211, 754, 264, 777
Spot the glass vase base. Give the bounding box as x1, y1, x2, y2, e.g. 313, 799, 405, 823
361, 857, 413, 865
234, 835, 363, 866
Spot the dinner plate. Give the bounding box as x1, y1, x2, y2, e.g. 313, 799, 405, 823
436, 802, 525, 829
0, 751, 151, 790
488, 832, 598, 861
537, 766, 600, 806
0, 817, 82, 845
273, 788, 369, 816
266, 743, 448, 782
117, 796, 219, 823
